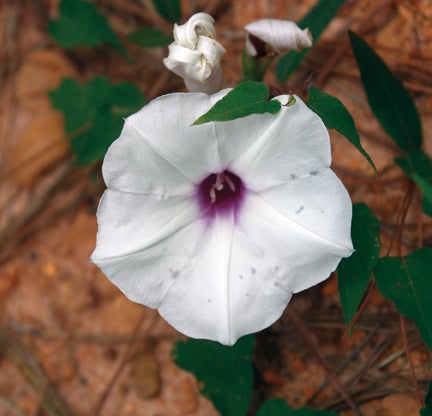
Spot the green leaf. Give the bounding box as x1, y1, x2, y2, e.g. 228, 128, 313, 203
172, 335, 254, 416
151, 0, 181, 23
421, 380, 432, 416
257, 398, 338, 416
276, 0, 345, 82
49, 0, 128, 57
308, 87, 377, 174
375, 248, 432, 350
349, 31, 422, 152
49, 77, 147, 164
337, 203, 381, 325
127, 27, 173, 47
193, 82, 281, 125
395, 150, 432, 217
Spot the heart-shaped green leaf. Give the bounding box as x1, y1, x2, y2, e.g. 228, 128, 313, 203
172, 335, 254, 416
193, 82, 281, 125
50, 77, 147, 164
337, 203, 381, 326
349, 31, 422, 152
308, 87, 377, 174
375, 248, 432, 350
49, 0, 128, 57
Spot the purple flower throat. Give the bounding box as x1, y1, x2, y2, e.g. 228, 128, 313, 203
197, 170, 245, 219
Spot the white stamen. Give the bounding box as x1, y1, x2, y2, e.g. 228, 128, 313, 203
215, 173, 224, 191
223, 173, 236, 193
210, 186, 217, 203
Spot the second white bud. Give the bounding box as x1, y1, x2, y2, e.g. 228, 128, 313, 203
245, 19, 313, 57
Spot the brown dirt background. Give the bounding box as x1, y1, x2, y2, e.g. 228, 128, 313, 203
1, 0, 432, 415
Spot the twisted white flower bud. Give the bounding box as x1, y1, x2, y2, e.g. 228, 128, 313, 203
163, 13, 226, 94
245, 19, 312, 57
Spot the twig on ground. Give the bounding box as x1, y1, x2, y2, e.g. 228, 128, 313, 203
341, 282, 377, 341
417, 188, 425, 248
7, 321, 179, 345
0, 160, 75, 244
387, 182, 415, 255
285, 306, 361, 415
108, 0, 172, 32
0, 326, 74, 416
400, 314, 424, 407
0, 159, 80, 267
92, 311, 158, 416
0, 395, 28, 416
344, 336, 390, 388
307, 325, 380, 404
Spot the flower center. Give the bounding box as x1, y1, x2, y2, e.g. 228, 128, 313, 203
197, 170, 245, 218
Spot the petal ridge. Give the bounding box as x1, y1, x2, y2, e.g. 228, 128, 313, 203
92, 194, 198, 261
253, 166, 329, 192
231, 96, 331, 189
126, 119, 197, 183
225, 213, 235, 343
249, 192, 352, 255
157, 213, 238, 344
233, 104, 289, 173
125, 93, 226, 181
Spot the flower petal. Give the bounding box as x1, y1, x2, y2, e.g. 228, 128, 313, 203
158, 212, 293, 345
124, 92, 227, 182
161, 172, 352, 344
105, 89, 274, 192
257, 168, 353, 253
91, 188, 198, 260
238, 190, 353, 295
93, 202, 294, 345
231, 95, 332, 191
222, 220, 294, 343
158, 213, 238, 344
107, 91, 314, 192
211, 110, 276, 169
92, 219, 200, 310
103, 121, 195, 196
93, 211, 245, 344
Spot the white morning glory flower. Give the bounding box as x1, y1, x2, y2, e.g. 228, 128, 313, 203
245, 19, 312, 57
163, 13, 226, 94
91, 90, 353, 346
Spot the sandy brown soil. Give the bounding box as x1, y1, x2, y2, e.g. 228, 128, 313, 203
1, 0, 432, 415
